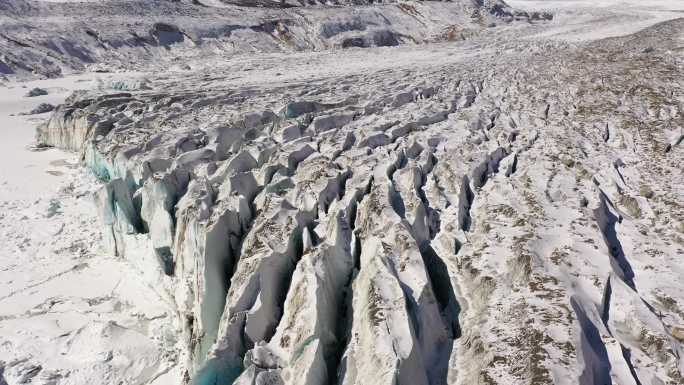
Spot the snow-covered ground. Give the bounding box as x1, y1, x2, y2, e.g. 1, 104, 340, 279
507, 0, 684, 40
0, 76, 181, 385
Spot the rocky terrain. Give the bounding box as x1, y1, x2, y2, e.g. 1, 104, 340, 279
1, 0, 684, 384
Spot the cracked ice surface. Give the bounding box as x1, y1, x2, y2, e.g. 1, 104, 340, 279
1, 0, 684, 385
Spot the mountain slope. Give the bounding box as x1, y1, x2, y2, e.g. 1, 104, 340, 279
0, 0, 548, 80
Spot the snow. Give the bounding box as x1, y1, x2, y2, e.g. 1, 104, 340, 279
0, 74, 181, 385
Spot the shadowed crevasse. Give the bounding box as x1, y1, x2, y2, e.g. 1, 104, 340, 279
593, 191, 636, 289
